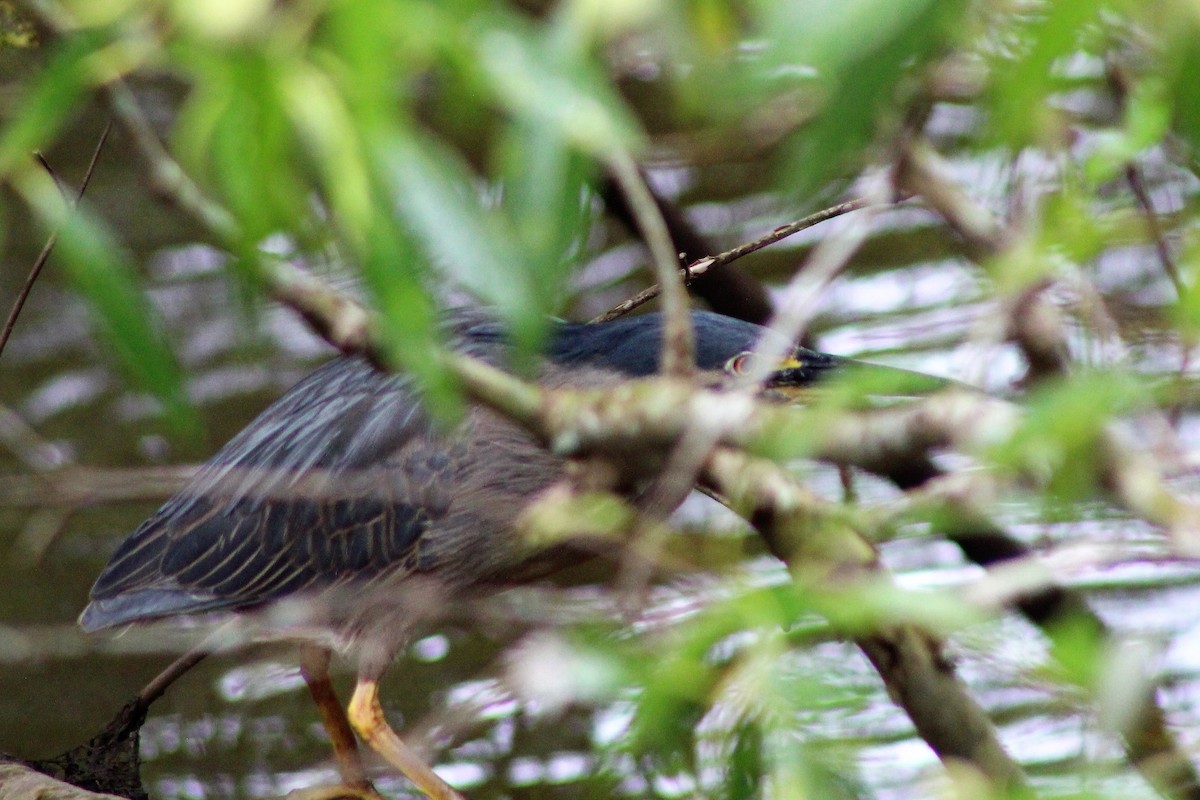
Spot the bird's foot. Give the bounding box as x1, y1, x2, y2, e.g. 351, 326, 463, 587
285, 782, 386, 800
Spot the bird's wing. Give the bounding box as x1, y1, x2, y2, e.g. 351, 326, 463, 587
81, 356, 457, 630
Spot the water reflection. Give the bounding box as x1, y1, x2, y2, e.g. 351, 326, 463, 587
1, 109, 1199, 800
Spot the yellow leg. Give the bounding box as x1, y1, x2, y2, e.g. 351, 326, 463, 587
347, 679, 464, 800
299, 648, 378, 796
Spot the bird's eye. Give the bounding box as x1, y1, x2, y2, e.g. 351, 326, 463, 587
725, 352, 757, 375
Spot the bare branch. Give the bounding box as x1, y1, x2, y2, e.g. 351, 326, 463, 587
0, 123, 111, 360
739, 175, 889, 392
897, 141, 1008, 256
589, 259, 713, 325
0, 465, 196, 508
702, 448, 1028, 791
99, 82, 237, 241
590, 197, 873, 324
603, 154, 693, 377
1126, 165, 1184, 295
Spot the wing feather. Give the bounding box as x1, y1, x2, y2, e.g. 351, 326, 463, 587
82, 356, 448, 630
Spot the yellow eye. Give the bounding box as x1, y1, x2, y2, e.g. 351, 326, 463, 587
725, 352, 757, 375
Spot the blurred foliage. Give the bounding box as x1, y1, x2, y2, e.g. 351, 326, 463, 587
0, 1, 34, 48
2, 0, 1200, 798
988, 370, 1148, 502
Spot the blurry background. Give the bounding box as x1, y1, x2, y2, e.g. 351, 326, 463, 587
1, 0, 1200, 798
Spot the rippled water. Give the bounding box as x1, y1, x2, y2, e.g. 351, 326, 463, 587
1, 101, 1199, 800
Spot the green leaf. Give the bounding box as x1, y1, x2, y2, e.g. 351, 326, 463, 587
1172, 243, 1200, 340
727, 720, 764, 800
358, 208, 463, 424
1045, 612, 1107, 690
987, 371, 1147, 503
495, 117, 596, 309
281, 62, 374, 248
18, 171, 199, 442
472, 14, 642, 158
986, 0, 1109, 148
172, 49, 308, 244
628, 583, 817, 758
763, 0, 967, 197
1167, 34, 1200, 158
0, 29, 100, 178
381, 130, 557, 362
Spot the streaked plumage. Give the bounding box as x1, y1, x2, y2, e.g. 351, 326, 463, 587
82, 310, 841, 635
79, 309, 846, 800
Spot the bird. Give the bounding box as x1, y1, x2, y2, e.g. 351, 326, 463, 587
79, 309, 868, 800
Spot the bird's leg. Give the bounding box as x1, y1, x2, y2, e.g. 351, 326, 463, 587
298, 647, 380, 798
347, 678, 465, 800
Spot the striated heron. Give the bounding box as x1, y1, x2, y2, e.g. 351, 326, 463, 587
80, 310, 855, 800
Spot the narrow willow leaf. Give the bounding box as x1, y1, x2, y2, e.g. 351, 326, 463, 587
473, 16, 642, 158
987, 0, 1107, 147
18, 171, 199, 441
381, 130, 555, 362
767, 0, 964, 198
384, 133, 524, 303
173, 50, 308, 243
496, 117, 595, 309
727, 722, 764, 800
1168, 37, 1200, 158
358, 208, 464, 424
281, 62, 373, 249
0, 29, 99, 178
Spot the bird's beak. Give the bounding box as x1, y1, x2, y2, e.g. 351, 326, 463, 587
764, 352, 959, 404
764, 352, 844, 391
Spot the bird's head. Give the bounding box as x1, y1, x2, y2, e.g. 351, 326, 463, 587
546, 311, 946, 401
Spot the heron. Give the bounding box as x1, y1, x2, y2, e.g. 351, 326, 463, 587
81, 309, 867, 800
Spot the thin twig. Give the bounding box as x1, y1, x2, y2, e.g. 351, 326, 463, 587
1124, 165, 1183, 295
33, 151, 70, 200
100, 82, 237, 239
594, 171, 713, 605
1125, 163, 1193, 427
603, 154, 693, 376
591, 197, 871, 324
740, 176, 889, 391
702, 447, 1028, 791
1107, 57, 1185, 298
0, 122, 111, 360
135, 644, 210, 710
590, 261, 711, 324
713, 197, 873, 271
